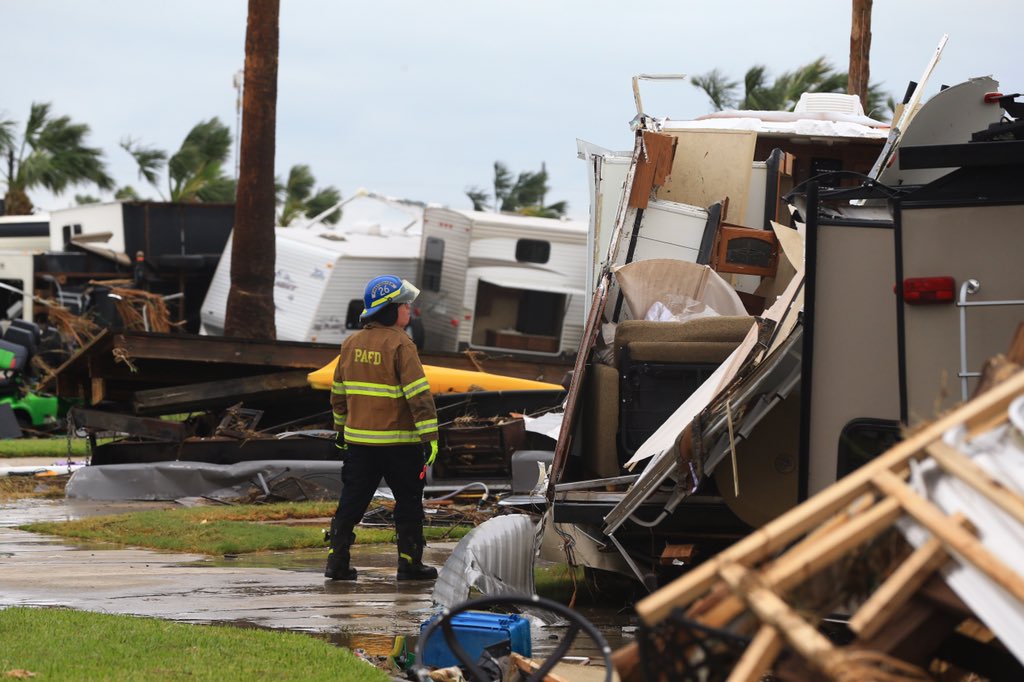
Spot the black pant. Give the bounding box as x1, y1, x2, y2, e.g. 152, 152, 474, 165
334, 443, 425, 526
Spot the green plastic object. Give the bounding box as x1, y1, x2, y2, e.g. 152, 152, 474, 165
0, 392, 59, 427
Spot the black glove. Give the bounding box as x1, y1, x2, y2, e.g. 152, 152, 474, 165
335, 431, 348, 452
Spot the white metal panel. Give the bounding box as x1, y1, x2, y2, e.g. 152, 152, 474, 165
878, 77, 1001, 188
743, 163, 767, 229
476, 270, 585, 296
577, 140, 631, 302
48, 203, 126, 252
0, 251, 36, 320
807, 224, 900, 495
0, 215, 50, 252
310, 255, 419, 345
199, 233, 233, 335
418, 208, 472, 352
270, 234, 334, 342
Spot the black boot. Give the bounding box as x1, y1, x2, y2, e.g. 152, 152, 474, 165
324, 518, 357, 581
396, 522, 438, 581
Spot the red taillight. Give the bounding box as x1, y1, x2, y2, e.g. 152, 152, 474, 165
984, 92, 1004, 104
903, 276, 955, 304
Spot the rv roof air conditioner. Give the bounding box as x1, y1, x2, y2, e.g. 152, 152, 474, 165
794, 92, 866, 117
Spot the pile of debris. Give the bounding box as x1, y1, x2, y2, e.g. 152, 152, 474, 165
614, 363, 1024, 680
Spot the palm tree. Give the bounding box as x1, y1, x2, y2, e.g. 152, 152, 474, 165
121, 119, 236, 203
276, 164, 341, 226
0, 102, 113, 215
168, 118, 236, 202
466, 161, 567, 218
692, 57, 893, 120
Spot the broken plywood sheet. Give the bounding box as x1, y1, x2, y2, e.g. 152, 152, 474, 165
655, 129, 757, 225
627, 131, 676, 209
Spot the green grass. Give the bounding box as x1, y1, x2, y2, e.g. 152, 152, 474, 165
0, 606, 388, 681
20, 502, 472, 555
0, 438, 93, 458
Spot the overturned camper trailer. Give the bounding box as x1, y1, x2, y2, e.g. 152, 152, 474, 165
201, 226, 420, 344
541, 73, 1022, 588
415, 208, 587, 356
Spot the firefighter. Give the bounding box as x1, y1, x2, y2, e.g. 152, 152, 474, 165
325, 275, 440, 581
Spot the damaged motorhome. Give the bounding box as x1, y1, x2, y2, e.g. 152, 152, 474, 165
541, 72, 1024, 589
415, 207, 587, 357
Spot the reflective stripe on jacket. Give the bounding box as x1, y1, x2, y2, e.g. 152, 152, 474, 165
330, 323, 438, 446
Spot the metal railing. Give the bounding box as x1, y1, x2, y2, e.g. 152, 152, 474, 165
958, 278, 1024, 400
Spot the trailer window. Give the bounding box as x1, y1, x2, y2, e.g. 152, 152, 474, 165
515, 239, 550, 264
836, 418, 901, 478
423, 237, 444, 292
345, 299, 364, 330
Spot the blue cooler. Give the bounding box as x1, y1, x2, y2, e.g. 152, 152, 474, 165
419, 611, 531, 668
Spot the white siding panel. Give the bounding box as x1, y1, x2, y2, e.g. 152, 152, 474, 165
419, 209, 472, 352
49, 203, 125, 252
311, 255, 419, 345
200, 233, 233, 335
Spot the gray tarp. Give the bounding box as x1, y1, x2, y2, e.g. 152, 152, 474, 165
65, 460, 343, 501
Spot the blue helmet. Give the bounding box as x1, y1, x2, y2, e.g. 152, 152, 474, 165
360, 275, 420, 321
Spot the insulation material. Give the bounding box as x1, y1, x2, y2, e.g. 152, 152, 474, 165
612, 259, 746, 321
432, 514, 539, 608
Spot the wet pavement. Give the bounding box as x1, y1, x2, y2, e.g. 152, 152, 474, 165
0, 496, 636, 663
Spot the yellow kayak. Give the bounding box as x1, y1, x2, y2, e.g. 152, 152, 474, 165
307, 356, 564, 393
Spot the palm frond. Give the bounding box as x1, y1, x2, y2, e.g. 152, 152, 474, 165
691, 69, 739, 111
120, 137, 167, 186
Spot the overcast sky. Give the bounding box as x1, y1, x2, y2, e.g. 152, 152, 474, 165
3, 1, 1018, 222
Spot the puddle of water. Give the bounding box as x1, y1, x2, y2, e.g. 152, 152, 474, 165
0, 496, 639, 669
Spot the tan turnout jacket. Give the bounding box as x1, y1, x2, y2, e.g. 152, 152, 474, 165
331, 322, 438, 446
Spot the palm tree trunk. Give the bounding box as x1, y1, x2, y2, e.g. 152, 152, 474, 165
848, 0, 872, 113
225, 0, 279, 339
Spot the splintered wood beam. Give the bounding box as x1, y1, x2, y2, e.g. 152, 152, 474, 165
698, 494, 901, 629
132, 370, 313, 413
926, 440, 1024, 526
69, 408, 187, 442
873, 469, 1024, 605
847, 513, 969, 641
636, 369, 1024, 626
726, 625, 783, 682
718, 563, 840, 672
115, 333, 339, 368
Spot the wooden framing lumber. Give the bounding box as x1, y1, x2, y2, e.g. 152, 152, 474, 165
718, 563, 841, 673
847, 516, 964, 640
873, 468, 1024, 604
636, 369, 1024, 626
637, 368, 1024, 625
700, 495, 902, 628
132, 370, 312, 414
727, 625, 783, 682
69, 408, 187, 442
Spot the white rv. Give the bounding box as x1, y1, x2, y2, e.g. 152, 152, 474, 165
415, 207, 587, 356
200, 226, 420, 344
